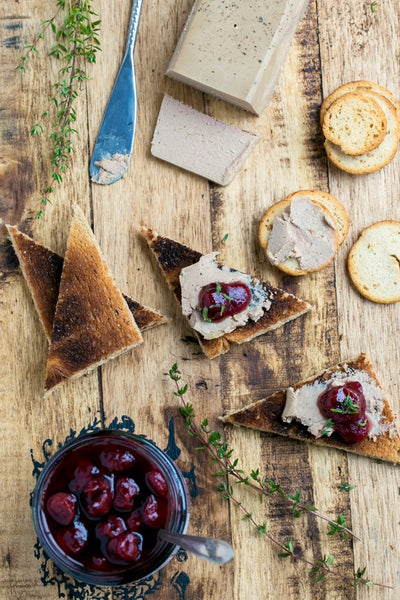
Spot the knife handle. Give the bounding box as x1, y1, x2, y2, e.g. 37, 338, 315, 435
126, 0, 144, 57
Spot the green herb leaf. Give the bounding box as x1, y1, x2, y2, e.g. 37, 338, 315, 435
339, 483, 355, 492
330, 395, 359, 415
202, 306, 211, 322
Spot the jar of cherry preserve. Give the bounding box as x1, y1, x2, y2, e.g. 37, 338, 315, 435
32, 430, 190, 586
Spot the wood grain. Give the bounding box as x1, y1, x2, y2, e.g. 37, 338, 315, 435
0, 0, 399, 599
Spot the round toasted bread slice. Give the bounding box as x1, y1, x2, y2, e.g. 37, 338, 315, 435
259, 192, 342, 276
325, 92, 400, 174
320, 80, 400, 128
348, 220, 400, 303
322, 91, 387, 156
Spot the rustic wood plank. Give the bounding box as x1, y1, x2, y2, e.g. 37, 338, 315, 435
86, 0, 234, 597
318, 1, 400, 597
212, 2, 356, 598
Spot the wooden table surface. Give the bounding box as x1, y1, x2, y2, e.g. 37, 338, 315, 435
1, 1, 400, 599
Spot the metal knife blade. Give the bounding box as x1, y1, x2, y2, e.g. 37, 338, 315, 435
90, 0, 143, 185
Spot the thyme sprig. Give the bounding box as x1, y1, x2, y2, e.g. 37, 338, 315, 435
16, 0, 101, 218
169, 364, 391, 589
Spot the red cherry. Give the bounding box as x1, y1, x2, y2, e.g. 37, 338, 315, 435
199, 281, 251, 323
146, 470, 168, 498
95, 514, 126, 540
99, 448, 136, 472
81, 475, 113, 518
55, 520, 88, 556
143, 494, 168, 529
88, 554, 110, 571
107, 531, 142, 564
318, 381, 371, 443
114, 477, 140, 511
47, 492, 77, 526
69, 459, 100, 493
126, 508, 143, 532
337, 420, 372, 443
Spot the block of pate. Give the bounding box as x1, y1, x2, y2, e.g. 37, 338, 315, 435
151, 94, 260, 186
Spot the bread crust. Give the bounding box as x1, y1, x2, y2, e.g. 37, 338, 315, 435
44, 206, 143, 394
258, 191, 346, 276
6, 224, 167, 338
142, 227, 311, 359
348, 220, 400, 303
221, 354, 400, 464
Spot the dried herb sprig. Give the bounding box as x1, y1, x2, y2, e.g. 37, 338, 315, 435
16, 0, 101, 218
169, 364, 391, 589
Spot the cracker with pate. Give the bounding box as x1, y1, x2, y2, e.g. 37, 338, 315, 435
259, 190, 348, 276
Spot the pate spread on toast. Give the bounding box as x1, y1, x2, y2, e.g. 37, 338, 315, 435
221, 354, 400, 464
141, 228, 311, 359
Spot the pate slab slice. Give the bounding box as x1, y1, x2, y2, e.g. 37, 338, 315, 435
141, 228, 311, 359
221, 354, 400, 464
44, 206, 143, 394
151, 94, 260, 185
6, 224, 167, 338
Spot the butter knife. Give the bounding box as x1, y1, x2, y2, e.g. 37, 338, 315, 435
90, 0, 143, 184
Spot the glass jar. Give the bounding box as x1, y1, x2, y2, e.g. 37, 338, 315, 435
32, 430, 190, 586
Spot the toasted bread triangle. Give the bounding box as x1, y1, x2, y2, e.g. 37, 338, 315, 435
221, 354, 400, 464
6, 225, 63, 340
44, 206, 143, 393
141, 228, 311, 358
6, 225, 167, 339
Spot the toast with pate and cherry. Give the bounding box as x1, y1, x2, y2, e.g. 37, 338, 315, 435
221, 353, 400, 464
141, 228, 312, 359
